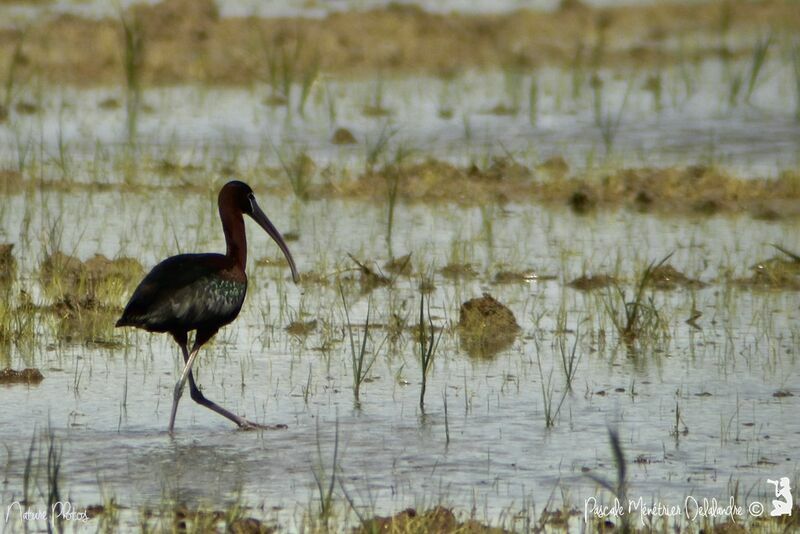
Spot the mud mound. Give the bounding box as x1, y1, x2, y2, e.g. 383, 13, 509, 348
440, 262, 478, 280
458, 293, 520, 358
0, 243, 14, 286
648, 264, 705, 290
492, 269, 553, 284
0, 367, 44, 385
567, 274, 617, 290
40, 252, 144, 297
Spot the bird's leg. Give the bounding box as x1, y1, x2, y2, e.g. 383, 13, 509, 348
168, 331, 195, 433
183, 328, 286, 431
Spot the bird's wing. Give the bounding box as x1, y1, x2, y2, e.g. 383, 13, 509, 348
117, 254, 245, 332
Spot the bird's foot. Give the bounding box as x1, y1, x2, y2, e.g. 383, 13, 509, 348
237, 419, 288, 431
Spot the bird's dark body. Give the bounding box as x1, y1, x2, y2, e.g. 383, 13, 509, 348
116, 253, 247, 334
116, 180, 299, 431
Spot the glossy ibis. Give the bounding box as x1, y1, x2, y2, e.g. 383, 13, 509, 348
116, 181, 299, 432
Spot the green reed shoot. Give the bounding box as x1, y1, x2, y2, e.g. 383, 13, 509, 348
297, 53, 320, 117
535, 339, 567, 429
528, 75, 539, 126
340, 285, 377, 404
793, 43, 800, 121
385, 145, 411, 255
276, 146, 315, 201
592, 74, 632, 157
418, 292, 441, 414
556, 308, 582, 391
313, 417, 340, 521
602, 253, 672, 350
46, 430, 63, 533
364, 123, 395, 173
120, 10, 144, 144
744, 34, 772, 103
3, 27, 27, 112
587, 429, 630, 532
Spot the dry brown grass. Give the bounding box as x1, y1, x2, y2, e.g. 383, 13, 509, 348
318, 158, 800, 217
1, 0, 799, 86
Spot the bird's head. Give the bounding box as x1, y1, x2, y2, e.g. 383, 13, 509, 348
219, 180, 299, 283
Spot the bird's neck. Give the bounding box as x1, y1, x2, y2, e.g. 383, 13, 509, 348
221, 209, 247, 271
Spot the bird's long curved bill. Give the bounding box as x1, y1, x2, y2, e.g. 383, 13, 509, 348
250, 200, 300, 283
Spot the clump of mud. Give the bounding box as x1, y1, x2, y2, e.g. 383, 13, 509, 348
440, 262, 478, 280
40, 252, 144, 300
148, 504, 274, 534
285, 319, 317, 337
458, 293, 520, 358
567, 274, 617, 290
537, 156, 570, 180
0, 368, 44, 385
325, 159, 800, 215
734, 247, 800, 290
492, 269, 552, 285
0, 244, 15, 287
331, 128, 357, 145
647, 264, 705, 290
355, 506, 508, 534
0, 170, 24, 194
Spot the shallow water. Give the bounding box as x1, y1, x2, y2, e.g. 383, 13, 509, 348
1, 57, 798, 182
0, 0, 713, 25
1, 186, 799, 530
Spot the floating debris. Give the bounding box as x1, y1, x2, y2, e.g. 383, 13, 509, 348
458, 293, 520, 358
0, 368, 44, 385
